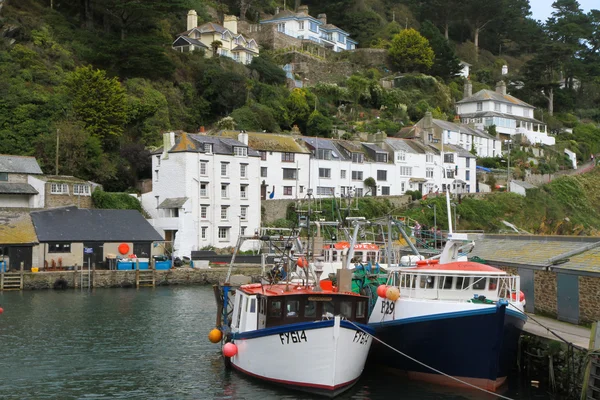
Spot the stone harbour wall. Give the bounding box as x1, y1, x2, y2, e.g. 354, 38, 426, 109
534, 270, 558, 317
18, 267, 263, 290
578, 275, 600, 323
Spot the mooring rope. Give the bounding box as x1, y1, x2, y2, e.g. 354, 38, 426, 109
346, 320, 516, 400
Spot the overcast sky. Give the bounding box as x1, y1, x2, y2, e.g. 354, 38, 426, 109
529, 0, 597, 23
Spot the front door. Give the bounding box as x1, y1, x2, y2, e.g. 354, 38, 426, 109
519, 268, 534, 313
82, 242, 104, 269
557, 273, 579, 324
8, 246, 33, 271
261, 184, 267, 200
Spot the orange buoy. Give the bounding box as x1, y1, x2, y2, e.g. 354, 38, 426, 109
386, 286, 400, 301
223, 342, 238, 357
208, 328, 222, 343
296, 257, 308, 268
118, 243, 130, 255
377, 285, 388, 298
416, 259, 440, 266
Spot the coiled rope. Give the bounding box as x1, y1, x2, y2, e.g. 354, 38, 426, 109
346, 320, 516, 400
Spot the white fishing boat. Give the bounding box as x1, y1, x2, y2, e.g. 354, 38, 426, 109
222, 283, 374, 397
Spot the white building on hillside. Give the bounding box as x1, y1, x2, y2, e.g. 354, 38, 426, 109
457, 81, 555, 146
173, 11, 259, 64
218, 131, 311, 200
142, 132, 261, 255
410, 112, 501, 158
260, 5, 357, 51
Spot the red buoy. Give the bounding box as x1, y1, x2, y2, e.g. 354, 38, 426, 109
118, 243, 130, 255
223, 342, 238, 357
0, 307, 4, 314
377, 285, 388, 298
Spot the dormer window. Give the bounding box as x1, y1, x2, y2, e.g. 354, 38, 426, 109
396, 151, 406, 162
316, 148, 332, 160
234, 146, 247, 157
351, 153, 364, 163
204, 143, 213, 154
0, 172, 7, 181
376, 153, 388, 163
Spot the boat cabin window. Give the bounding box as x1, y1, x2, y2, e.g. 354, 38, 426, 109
304, 300, 317, 317
438, 276, 454, 290
323, 301, 335, 318
489, 278, 498, 290
270, 300, 282, 317
332, 251, 339, 262
420, 275, 435, 289
286, 300, 300, 317
456, 276, 470, 290
265, 296, 368, 327
356, 301, 366, 318
354, 251, 363, 262
236, 295, 244, 327
366, 251, 377, 262
472, 277, 486, 290
340, 301, 352, 318
250, 298, 256, 313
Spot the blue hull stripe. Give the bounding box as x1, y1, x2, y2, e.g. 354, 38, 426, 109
370, 305, 527, 328
233, 320, 374, 340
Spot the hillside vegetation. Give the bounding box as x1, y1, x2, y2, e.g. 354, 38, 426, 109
0, 0, 599, 204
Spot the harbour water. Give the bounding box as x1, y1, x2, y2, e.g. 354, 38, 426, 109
0, 287, 553, 399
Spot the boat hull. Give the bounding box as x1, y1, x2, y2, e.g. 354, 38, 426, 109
368, 300, 526, 391
230, 319, 373, 398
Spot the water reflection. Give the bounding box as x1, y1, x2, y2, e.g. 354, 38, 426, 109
0, 287, 552, 400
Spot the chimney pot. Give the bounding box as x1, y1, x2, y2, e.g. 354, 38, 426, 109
317, 13, 327, 24
187, 10, 198, 32
496, 80, 507, 96
297, 5, 309, 14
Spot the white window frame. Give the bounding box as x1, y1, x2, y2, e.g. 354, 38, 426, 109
73, 184, 90, 196
221, 184, 229, 199
234, 147, 247, 157
200, 206, 208, 219
200, 183, 208, 197
240, 164, 248, 178
50, 183, 69, 194
201, 227, 207, 239
220, 206, 228, 220
240, 185, 248, 199
221, 162, 228, 177
319, 168, 331, 178
200, 161, 208, 175
240, 206, 248, 220
396, 151, 406, 162
218, 227, 229, 240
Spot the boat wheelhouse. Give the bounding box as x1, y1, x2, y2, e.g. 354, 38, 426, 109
226, 283, 374, 397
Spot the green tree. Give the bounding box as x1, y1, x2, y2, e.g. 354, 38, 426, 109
364, 177, 377, 196
248, 56, 287, 85
285, 88, 311, 130
230, 103, 280, 132
388, 29, 434, 73
346, 75, 370, 109
66, 65, 128, 149
418, 0, 459, 39
306, 110, 333, 137
420, 20, 460, 81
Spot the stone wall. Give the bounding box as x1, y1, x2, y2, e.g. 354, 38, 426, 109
45, 192, 93, 209
238, 22, 303, 51
262, 195, 412, 223
534, 270, 558, 317
578, 275, 600, 323
19, 267, 263, 290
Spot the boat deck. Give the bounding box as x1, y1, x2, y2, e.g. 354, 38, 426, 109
524, 313, 591, 349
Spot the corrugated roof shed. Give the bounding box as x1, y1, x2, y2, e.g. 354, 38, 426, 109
0, 155, 43, 174
0, 211, 38, 245
30, 207, 163, 242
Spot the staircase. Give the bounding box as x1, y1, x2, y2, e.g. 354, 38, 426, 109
75, 264, 93, 289
136, 269, 155, 288
1, 272, 23, 291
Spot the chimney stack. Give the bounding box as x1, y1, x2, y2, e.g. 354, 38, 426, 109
317, 13, 327, 24
187, 10, 198, 31
223, 14, 238, 34
275, 7, 280, 14
424, 111, 433, 130
162, 131, 175, 159
496, 80, 507, 96
238, 131, 249, 146
297, 5, 309, 14
502, 64, 508, 75
464, 80, 472, 98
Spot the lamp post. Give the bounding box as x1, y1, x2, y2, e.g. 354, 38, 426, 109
504, 139, 512, 192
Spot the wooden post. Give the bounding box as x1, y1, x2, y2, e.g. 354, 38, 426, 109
20, 262, 24, 290
135, 259, 140, 288
74, 264, 78, 289
1, 261, 4, 291
91, 262, 95, 288
581, 321, 600, 400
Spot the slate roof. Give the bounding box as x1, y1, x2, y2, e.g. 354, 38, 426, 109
432, 119, 497, 140
362, 143, 387, 153
300, 137, 348, 160
385, 138, 437, 155
0, 155, 43, 174
173, 36, 209, 48
427, 142, 476, 158
457, 89, 534, 108
0, 211, 38, 245
30, 207, 163, 242
219, 131, 310, 154
320, 23, 350, 35
0, 183, 38, 195
468, 234, 600, 275
158, 197, 189, 209
261, 9, 313, 22
160, 132, 260, 157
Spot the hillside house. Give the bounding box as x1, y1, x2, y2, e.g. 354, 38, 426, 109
218, 131, 311, 200
410, 112, 501, 158
259, 5, 357, 52
141, 132, 261, 254
173, 11, 259, 64
457, 81, 555, 146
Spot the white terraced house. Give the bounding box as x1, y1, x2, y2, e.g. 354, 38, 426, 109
457, 80, 555, 146
142, 132, 261, 254
260, 5, 357, 52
